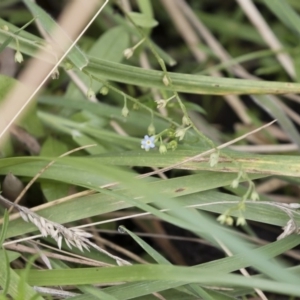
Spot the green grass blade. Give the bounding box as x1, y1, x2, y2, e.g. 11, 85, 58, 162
263, 0, 300, 36
0, 17, 35, 54
23, 0, 88, 70
0, 251, 44, 300
252, 95, 300, 147
79, 285, 118, 300
0, 18, 56, 63
1, 250, 10, 297
23, 263, 300, 297
119, 226, 170, 264
119, 226, 215, 300
0, 210, 9, 247
86, 58, 300, 95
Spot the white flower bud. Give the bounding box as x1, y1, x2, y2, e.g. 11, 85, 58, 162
123, 48, 134, 59
182, 115, 191, 126
231, 178, 239, 189
159, 144, 167, 154
87, 88, 95, 99
148, 123, 155, 135
217, 214, 227, 224
162, 75, 170, 86
100, 86, 109, 95
250, 190, 259, 201
225, 216, 234, 226
51, 68, 59, 79
236, 216, 246, 226
14, 50, 23, 63
175, 128, 186, 141
155, 99, 167, 109
122, 105, 129, 117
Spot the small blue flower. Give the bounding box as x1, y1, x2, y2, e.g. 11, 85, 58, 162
141, 135, 155, 151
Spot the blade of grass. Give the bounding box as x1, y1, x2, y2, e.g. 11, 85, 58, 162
0, 251, 44, 300
23, 0, 88, 70
0, 17, 36, 54
119, 226, 215, 300
86, 58, 300, 95
0, 210, 9, 247
23, 263, 300, 297
252, 95, 300, 148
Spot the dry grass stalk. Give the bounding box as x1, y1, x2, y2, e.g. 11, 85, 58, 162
0, 194, 130, 266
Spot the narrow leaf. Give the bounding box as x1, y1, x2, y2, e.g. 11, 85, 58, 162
23, 0, 88, 70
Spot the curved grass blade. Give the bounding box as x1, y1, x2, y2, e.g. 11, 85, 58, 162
23, 0, 88, 70
252, 95, 300, 148
263, 0, 300, 36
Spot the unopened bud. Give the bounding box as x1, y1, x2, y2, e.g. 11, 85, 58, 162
123, 48, 134, 59
148, 123, 155, 135
122, 105, 129, 117
14, 50, 23, 63
162, 75, 170, 86
99, 86, 109, 95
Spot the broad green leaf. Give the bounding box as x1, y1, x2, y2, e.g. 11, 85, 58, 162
128, 12, 158, 28
6, 251, 21, 263
89, 26, 130, 62
72, 133, 106, 154
40, 137, 69, 201
40, 136, 68, 157
18, 103, 45, 137
0, 74, 44, 136
39, 179, 69, 203
137, 0, 154, 18
102, 5, 176, 66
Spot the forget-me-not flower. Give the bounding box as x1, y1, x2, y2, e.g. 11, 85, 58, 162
141, 135, 155, 151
